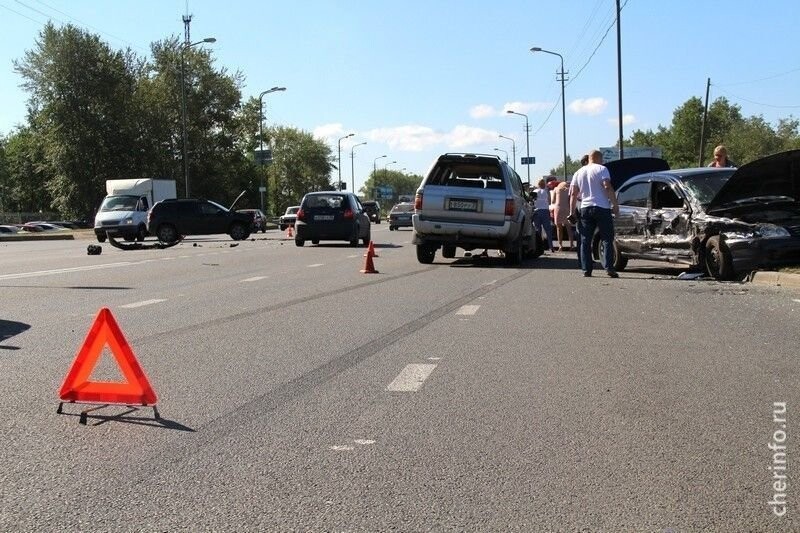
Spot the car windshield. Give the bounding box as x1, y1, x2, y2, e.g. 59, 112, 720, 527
679, 171, 735, 205
391, 204, 414, 213
287, 207, 299, 215
99, 195, 139, 211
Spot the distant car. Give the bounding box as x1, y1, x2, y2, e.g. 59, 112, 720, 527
0, 225, 20, 234
237, 209, 267, 233
388, 202, 415, 230
598, 150, 800, 280
294, 192, 370, 247
362, 200, 381, 224
147, 198, 252, 244
279, 206, 300, 231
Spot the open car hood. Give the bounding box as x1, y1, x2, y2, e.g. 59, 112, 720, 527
604, 157, 670, 190
706, 150, 800, 213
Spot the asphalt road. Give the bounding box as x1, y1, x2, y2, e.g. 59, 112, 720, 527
1, 226, 799, 531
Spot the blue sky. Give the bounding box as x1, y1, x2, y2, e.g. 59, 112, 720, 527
1, 0, 799, 194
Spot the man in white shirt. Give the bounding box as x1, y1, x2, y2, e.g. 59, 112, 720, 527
568, 150, 620, 278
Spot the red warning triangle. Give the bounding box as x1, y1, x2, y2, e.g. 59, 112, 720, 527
59, 308, 157, 406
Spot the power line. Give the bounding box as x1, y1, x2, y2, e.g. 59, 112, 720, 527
0, 2, 45, 24
716, 66, 800, 87
713, 86, 800, 109
32, 0, 146, 51
567, 0, 629, 88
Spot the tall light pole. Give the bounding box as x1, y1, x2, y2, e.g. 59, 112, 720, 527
337, 133, 354, 190
507, 110, 531, 184
258, 86, 286, 215
373, 155, 387, 177
499, 134, 516, 172
181, 36, 216, 198
493, 147, 508, 163
531, 47, 568, 182
616, 0, 624, 159
384, 160, 396, 182
350, 141, 367, 195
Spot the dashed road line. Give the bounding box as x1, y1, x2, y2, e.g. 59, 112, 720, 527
456, 305, 480, 315
387, 363, 437, 392
240, 276, 268, 282
308, 263, 324, 268
0, 262, 134, 281
119, 299, 167, 309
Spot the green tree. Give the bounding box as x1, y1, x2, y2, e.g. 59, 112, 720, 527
14, 23, 142, 218
3, 127, 52, 214
361, 170, 423, 200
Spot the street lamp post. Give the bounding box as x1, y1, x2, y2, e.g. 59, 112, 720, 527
384, 160, 396, 182
531, 47, 568, 182
350, 141, 367, 195
507, 110, 531, 184
373, 155, 387, 178
498, 134, 516, 172
337, 134, 354, 190
180, 36, 216, 198
493, 147, 508, 164
258, 86, 286, 215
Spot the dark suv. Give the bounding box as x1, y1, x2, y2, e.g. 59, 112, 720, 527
147, 198, 252, 243
362, 200, 381, 224
294, 192, 370, 247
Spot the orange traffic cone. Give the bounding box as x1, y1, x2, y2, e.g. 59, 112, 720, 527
363, 240, 379, 258
286, 225, 293, 238
360, 245, 379, 274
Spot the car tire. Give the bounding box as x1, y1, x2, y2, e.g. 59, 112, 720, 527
598, 239, 627, 271
295, 238, 305, 247
136, 225, 147, 242
416, 244, 436, 264
362, 229, 370, 246
279, 225, 286, 231
312, 239, 319, 245
157, 224, 179, 244
389, 226, 395, 231
96, 233, 107, 243
350, 227, 359, 247
229, 223, 250, 241
532, 233, 544, 258
704, 236, 734, 280
442, 245, 456, 259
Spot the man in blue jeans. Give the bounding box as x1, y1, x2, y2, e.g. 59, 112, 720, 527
568, 150, 620, 278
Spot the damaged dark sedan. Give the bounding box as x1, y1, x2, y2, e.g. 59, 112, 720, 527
597, 150, 800, 280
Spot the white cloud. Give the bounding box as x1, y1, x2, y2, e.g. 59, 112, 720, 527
568, 97, 608, 116
312, 123, 345, 140
365, 124, 498, 152
607, 114, 637, 126
469, 104, 496, 119
501, 101, 552, 114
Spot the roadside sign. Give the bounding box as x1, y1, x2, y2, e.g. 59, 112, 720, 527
254, 148, 273, 165
258, 186, 266, 192
521, 156, 536, 165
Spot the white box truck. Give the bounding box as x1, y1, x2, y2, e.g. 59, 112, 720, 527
94, 179, 177, 242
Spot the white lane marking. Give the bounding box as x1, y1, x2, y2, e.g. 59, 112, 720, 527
793, 299, 800, 303
240, 276, 268, 282
0, 262, 133, 281
387, 364, 437, 392
428, 357, 441, 361
347, 255, 360, 258
161, 257, 175, 261
330, 445, 354, 451
456, 305, 480, 316
308, 263, 324, 268
354, 439, 375, 445
119, 299, 166, 309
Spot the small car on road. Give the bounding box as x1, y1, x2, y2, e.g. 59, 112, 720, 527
362, 200, 381, 224
237, 208, 267, 233
294, 192, 370, 247
279, 206, 300, 231
388, 202, 414, 230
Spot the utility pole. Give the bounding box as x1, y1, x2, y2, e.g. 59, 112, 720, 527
698, 78, 711, 166
181, 13, 192, 197
616, 0, 624, 160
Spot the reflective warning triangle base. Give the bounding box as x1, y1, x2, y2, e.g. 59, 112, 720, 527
59, 307, 157, 407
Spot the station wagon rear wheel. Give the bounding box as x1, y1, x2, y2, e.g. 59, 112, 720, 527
229, 223, 249, 241
157, 224, 179, 244
416, 244, 436, 264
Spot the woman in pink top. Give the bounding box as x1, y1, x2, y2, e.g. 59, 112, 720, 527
551, 181, 575, 251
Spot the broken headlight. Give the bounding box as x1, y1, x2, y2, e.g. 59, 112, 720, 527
756, 224, 790, 239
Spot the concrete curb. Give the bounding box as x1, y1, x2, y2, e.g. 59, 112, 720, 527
0, 233, 75, 242
750, 271, 800, 290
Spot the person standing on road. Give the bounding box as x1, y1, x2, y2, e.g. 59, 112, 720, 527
568, 154, 589, 267
532, 178, 555, 253
551, 181, 574, 252
708, 145, 737, 168
568, 150, 620, 278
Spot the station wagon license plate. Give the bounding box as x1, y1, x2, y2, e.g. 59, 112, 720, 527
447, 198, 478, 212
314, 215, 334, 221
